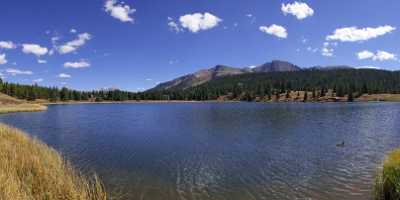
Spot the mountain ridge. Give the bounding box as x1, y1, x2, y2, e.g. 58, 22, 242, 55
151, 60, 303, 91
151, 60, 367, 91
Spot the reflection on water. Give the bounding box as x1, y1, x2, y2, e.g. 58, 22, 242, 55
0, 102, 399, 200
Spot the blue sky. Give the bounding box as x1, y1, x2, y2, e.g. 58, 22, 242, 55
0, 0, 399, 91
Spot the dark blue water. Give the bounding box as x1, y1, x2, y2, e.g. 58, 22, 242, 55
1, 102, 400, 200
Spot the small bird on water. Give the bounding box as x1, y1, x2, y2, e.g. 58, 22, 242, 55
336, 141, 345, 147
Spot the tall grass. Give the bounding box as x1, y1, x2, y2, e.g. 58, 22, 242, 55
0, 103, 47, 114
375, 149, 400, 200
0, 123, 106, 200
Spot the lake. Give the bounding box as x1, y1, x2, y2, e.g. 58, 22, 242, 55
1, 102, 399, 200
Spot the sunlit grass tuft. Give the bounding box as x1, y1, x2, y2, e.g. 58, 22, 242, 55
375, 149, 400, 200
0, 103, 47, 114
0, 123, 106, 200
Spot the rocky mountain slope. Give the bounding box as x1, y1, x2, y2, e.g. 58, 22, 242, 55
151, 60, 301, 91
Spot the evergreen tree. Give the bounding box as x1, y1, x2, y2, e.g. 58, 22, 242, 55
303, 91, 308, 102
347, 90, 354, 102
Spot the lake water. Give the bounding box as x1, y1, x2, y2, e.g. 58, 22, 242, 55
1, 102, 399, 200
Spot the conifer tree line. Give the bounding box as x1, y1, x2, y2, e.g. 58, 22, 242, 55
145, 69, 400, 101
0, 68, 399, 102
0, 80, 138, 102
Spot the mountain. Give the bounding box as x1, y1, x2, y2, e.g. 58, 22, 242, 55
309, 65, 353, 71
252, 60, 301, 73
151, 60, 302, 91
151, 65, 248, 91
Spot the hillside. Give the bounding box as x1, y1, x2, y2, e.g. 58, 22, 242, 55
151, 60, 301, 91
142, 67, 400, 102
0, 93, 46, 114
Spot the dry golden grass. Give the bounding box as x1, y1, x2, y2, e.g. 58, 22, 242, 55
0, 93, 47, 114
359, 94, 400, 102
0, 103, 47, 114
0, 93, 24, 104
0, 124, 106, 200
375, 149, 400, 200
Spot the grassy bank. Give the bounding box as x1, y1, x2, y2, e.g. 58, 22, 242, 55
375, 149, 400, 200
0, 93, 46, 114
0, 124, 106, 200
0, 103, 47, 114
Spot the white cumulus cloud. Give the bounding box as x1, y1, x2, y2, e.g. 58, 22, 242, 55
22, 44, 48, 56
259, 24, 287, 38
179, 13, 222, 33
357, 50, 374, 60
326, 26, 396, 42
58, 73, 71, 78
33, 78, 44, 83
281, 1, 314, 20
6, 68, 33, 76
373, 50, 397, 61
37, 59, 47, 64
58, 33, 91, 54
168, 18, 183, 33
105, 0, 136, 23
321, 47, 334, 57
321, 42, 335, 57
357, 50, 397, 61
64, 60, 90, 68
0, 41, 16, 49
0, 54, 7, 65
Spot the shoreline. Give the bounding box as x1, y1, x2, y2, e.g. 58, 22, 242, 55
41, 99, 399, 106
0, 103, 47, 114
35, 93, 400, 105
0, 123, 106, 199
0, 93, 398, 115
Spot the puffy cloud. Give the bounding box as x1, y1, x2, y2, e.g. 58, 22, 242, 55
167, 17, 183, 33
374, 50, 397, 61
58, 73, 71, 78
281, 2, 314, 20
307, 46, 319, 53
321, 47, 334, 57
168, 21, 181, 32
321, 42, 335, 57
357, 50, 374, 60
33, 78, 44, 83
22, 44, 48, 56
0, 54, 7, 65
58, 33, 91, 54
326, 26, 396, 42
179, 13, 222, 33
37, 59, 47, 64
104, 0, 136, 23
0, 41, 16, 49
64, 60, 90, 68
6, 68, 33, 76
259, 24, 287, 38
357, 50, 397, 61
70, 29, 77, 33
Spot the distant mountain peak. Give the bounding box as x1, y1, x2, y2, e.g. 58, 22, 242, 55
150, 60, 302, 91
251, 60, 301, 73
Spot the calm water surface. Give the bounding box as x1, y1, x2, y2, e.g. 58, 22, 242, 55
1, 102, 399, 200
